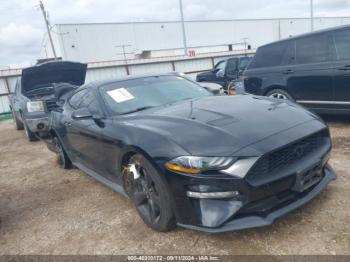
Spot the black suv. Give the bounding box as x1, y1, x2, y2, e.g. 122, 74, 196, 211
243, 25, 350, 114
196, 56, 252, 89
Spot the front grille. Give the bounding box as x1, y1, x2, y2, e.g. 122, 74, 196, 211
45, 99, 59, 112
246, 129, 329, 185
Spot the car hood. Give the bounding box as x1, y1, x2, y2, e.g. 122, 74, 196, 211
120, 95, 319, 156
21, 61, 87, 95
196, 71, 213, 79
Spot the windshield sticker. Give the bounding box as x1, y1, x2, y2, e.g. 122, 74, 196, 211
107, 88, 135, 103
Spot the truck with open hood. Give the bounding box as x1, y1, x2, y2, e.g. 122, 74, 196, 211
9, 61, 87, 141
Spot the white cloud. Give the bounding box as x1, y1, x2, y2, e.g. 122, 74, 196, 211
0, 23, 42, 48
1, 0, 350, 67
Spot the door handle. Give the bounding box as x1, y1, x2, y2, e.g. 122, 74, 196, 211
338, 65, 350, 71
283, 69, 294, 74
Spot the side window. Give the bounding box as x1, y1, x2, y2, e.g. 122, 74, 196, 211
248, 41, 288, 69
295, 33, 333, 64
215, 60, 227, 71
69, 89, 88, 109
226, 59, 237, 75
79, 90, 101, 115
239, 57, 252, 69
333, 29, 350, 60
281, 41, 296, 65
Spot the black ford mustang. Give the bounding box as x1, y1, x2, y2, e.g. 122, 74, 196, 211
46, 73, 336, 233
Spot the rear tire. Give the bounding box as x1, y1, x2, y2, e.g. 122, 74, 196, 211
12, 110, 24, 130
24, 121, 38, 142
53, 136, 72, 169
123, 154, 176, 232
266, 89, 294, 101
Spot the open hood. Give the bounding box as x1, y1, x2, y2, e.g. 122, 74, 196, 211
21, 61, 87, 95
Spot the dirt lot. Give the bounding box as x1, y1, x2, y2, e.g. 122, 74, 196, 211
0, 118, 349, 255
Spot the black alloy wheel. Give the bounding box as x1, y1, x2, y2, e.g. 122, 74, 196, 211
24, 121, 39, 142
12, 110, 24, 130
53, 136, 72, 169
123, 154, 176, 232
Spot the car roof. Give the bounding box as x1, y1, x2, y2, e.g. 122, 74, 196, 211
80, 72, 182, 91
216, 56, 252, 64
259, 24, 350, 49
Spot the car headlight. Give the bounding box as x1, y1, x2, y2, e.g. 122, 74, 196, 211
220, 157, 259, 178
165, 156, 237, 174
27, 101, 45, 112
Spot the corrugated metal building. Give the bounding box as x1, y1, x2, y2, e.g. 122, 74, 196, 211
0, 50, 254, 114
41, 16, 350, 62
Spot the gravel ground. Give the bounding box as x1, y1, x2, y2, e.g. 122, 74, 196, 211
0, 117, 349, 255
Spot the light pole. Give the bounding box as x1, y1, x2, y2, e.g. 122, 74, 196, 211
179, 0, 188, 56
310, 0, 314, 32
39, 0, 57, 59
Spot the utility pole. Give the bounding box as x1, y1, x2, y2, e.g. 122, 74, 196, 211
310, 0, 314, 32
179, 0, 188, 56
39, 0, 57, 59
115, 44, 132, 75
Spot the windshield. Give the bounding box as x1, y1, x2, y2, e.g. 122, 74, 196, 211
100, 75, 212, 115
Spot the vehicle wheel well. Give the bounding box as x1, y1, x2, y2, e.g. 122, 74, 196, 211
263, 85, 287, 96
121, 151, 137, 171
49, 129, 58, 139
120, 148, 160, 174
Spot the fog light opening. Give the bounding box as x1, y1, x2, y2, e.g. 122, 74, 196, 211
37, 123, 45, 130
186, 191, 239, 199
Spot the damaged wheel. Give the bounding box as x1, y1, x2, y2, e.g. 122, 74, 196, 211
12, 110, 24, 130
24, 121, 38, 142
123, 154, 176, 232
53, 136, 72, 169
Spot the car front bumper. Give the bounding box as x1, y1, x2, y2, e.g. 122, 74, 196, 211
23, 112, 49, 133
163, 161, 336, 233
176, 165, 336, 233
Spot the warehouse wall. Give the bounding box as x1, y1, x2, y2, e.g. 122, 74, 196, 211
40, 17, 350, 63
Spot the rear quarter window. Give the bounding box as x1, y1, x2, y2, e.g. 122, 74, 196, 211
248, 41, 288, 69
333, 29, 350, 60
295, 33, 334, 64
68, 89, 88, 109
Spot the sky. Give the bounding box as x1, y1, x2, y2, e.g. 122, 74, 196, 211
1, 0, 350, 68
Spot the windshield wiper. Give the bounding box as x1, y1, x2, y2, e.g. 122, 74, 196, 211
121, 106, 155, 115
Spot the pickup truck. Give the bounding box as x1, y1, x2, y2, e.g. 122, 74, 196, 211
196, 56, 252, 90
9, 61, 87, 141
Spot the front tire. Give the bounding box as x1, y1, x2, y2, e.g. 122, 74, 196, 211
12, 110, 24, 130
53, 136, 72, 169
266, 89, 294, 101
123, 154, 176, 232
24, 121, 38, 142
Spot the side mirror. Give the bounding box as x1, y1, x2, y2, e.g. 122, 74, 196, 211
216, 69, 225, 78
72, 108, 93, 120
